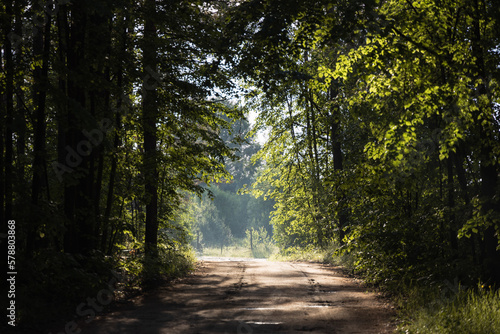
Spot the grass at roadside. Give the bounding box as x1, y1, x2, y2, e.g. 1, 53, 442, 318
395, 285, 500, 333
200, 236, 279, 259
201, 244, 279, 258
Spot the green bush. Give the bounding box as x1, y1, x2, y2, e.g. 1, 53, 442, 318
398, 285, 500, 334
119, 246, 196, 286
246, 226, 277, 258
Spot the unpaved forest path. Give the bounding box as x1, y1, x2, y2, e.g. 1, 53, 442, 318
81, 258, 395, 333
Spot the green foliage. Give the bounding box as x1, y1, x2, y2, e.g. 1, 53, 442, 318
245, 226, 276, 258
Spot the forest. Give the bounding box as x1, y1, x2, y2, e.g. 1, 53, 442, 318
1, 0, 499, 332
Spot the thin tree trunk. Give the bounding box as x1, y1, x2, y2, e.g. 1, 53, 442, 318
310, 98, 320, 182
447, 156, 458, 253
102, 8, 131, 253
102, 114, 120, 253
88, 3, 113, 248
306, 94, 323, 245
329, 85, 346, 243
454, 149, 477, 264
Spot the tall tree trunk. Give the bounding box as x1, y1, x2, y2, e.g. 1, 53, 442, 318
87, 4, 113, 249
0, 45, 5, 229
142, 0, 159, 259
14, 0, 26, 182
62, 0, 90, 254
4, 0, 14, 221
56, 2, 69, 252
0, 1, 12, 227
29, 1, 52, 256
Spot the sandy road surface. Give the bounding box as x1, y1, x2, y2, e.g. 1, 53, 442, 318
81, 258, 395, 333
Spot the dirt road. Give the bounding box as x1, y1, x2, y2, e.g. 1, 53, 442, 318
81, 258, 395, 333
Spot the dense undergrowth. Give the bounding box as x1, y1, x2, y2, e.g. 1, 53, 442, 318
275, 245, 500, 334
11, 247, 196, 333
396, 284, 500, 333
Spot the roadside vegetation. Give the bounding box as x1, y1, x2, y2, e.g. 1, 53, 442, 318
397, 284, 500, 333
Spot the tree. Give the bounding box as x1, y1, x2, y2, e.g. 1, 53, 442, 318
142, 0, 160, 259
29, 0, 52, 256
230, 0, 500, 284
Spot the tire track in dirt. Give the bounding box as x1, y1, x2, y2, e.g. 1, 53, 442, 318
224, 262, 247, 297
